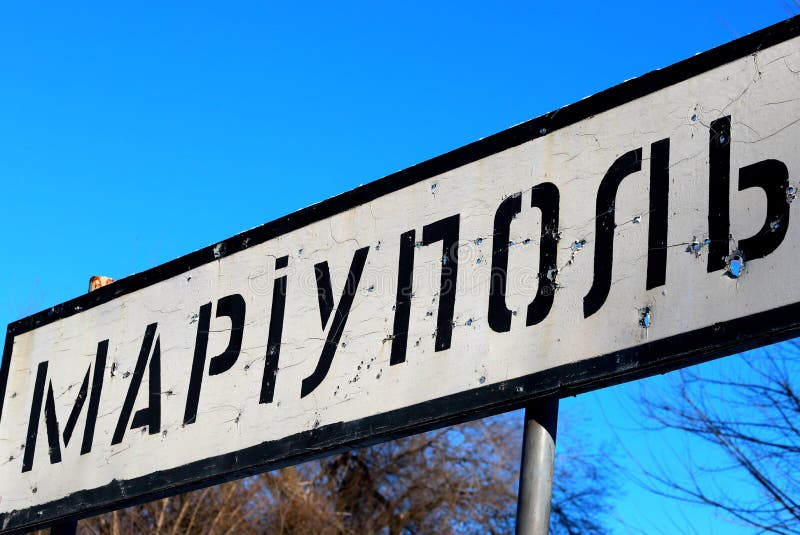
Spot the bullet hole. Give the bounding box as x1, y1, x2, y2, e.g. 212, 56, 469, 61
787, 185, 797, 204
415, 241, 423, 248
110, 363, 117, 377
523, 238, 531, 245
770, 218, 782, 232
431, 183, 438, 193
571, 239, 586, 252
686, 236, 710, 258
313, 420, 320, 429
367, 284, 375, 292
268, 345, 278, 356
123, 371, 131, 379
375, 241, 381, 251
476, 258, 482, 264
10, 392, 16, 399
187, 275, 192, 282
189, 313, 199, 324
244, 364, 250, 371
441, 255, 448, 265
357, 364, 361, 371
479, 376, 486, 384
426, 310, 434, 317
162, 430, 168, 438
242, 237, 251, 248
298, 248, 304, 255
165, 390, 174, 397
31, 487, 37, 494
632, 215, 642, 224
539, 127, 547, 135
719, 134, 727, 144
341, 341, 347, 348
415, 338, 421, 347
515, 386, 524, 393
376, 370, 382, 379
511, 310, 518, 316
466, 318, 474, 326
726, 251, 745, 279
640, 306, 652, 329
366, 363, 371, 370
234, 413, 241, 424
691, 113, 698, 122
508, 240, 516, 247
8, 456, 13, 462
391, 305, 396, 311
475, 237, 484, 245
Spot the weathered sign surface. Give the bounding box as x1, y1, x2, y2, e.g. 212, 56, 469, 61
3, 17, 800, 532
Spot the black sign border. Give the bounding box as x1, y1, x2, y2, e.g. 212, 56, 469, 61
3, 15, 800, 533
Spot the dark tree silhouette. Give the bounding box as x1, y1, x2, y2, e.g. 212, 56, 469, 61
69, 411, 614, 534
635, 341, 800, 534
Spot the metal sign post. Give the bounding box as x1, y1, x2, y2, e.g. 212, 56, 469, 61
516, 399, 559, 535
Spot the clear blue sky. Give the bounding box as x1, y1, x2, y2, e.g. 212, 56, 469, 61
0, 2, 796, 532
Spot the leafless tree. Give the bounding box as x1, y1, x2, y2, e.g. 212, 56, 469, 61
70, 411, 614, 534
634, 341, 800, 534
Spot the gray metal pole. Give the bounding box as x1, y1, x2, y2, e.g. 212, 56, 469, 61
515, 397, 559, 535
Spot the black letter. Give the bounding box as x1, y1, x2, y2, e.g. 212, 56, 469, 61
21, 340, 108, 472
112, 324, 161, 444
737, 159, 790, 262
261, 256, 289, 404
183, 295, 247, 425
583, 148, 643, 318
647, 138, 670, 290
708, 116, 731, 272
422, 215, 460, 352
527, 183, 560, 326
301, 247, 370, 397
488, 194, 521, 333
208, 294, 246, 376
390, 231, 416, 365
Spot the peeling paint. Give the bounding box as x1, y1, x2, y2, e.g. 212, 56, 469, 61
212, 243, 225, 259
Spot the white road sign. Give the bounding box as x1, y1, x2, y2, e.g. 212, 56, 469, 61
3, 17, 800, 532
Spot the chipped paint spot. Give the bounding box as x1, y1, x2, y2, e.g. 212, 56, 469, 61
212, 243, 225, 259
632, 215, 642, 224
570, 239, 586, 252
787, 184, 797, 204
474, 237, 483, 245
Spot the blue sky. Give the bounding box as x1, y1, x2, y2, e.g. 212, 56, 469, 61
1, 2, 797, 532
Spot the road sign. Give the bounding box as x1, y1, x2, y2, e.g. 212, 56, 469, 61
4, 16, 800, 533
